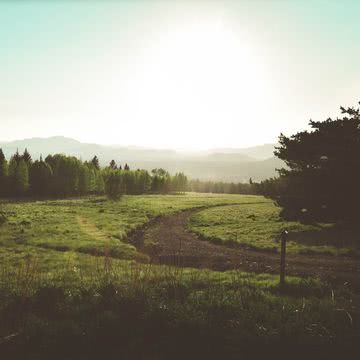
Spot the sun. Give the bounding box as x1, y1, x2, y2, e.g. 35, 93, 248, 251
123, 18, 270, 149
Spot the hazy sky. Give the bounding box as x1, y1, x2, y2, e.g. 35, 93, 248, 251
1, 0, 360, 150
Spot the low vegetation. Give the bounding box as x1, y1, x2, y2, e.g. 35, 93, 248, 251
189, 203, 360, 256
1, 193, 360, 357
0, 194, 258, 265
1, 255, 359, 358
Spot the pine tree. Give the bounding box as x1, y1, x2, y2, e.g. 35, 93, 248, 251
124, 163, 130, 171
273, 102, 360, 221
22, 148, 32, 165
13, 149, 21, 164
0, 149, 9, 196
109, 160, 117, 169
0, 149, 8, 177
29, 159, 52, 196
8, 155, 18, 177
91, 155, 100, 170
14, 159, 29, 194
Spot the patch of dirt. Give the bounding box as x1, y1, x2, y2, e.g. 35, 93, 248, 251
127, 208, 360, 289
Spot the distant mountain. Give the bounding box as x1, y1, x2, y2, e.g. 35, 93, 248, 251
210, 143, 277, 160
0, 137, 283, 182
203, 153, 256, 162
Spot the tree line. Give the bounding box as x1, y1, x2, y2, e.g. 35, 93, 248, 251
188, 179, 256, 194
0, 150, 188, 199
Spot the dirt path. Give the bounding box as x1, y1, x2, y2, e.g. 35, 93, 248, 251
128, 207, 360, 289
77, 216, 110, 242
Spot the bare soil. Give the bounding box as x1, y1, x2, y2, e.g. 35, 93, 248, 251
127, 208, 360, 289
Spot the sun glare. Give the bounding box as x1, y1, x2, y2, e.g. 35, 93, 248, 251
123, 19, 269, 148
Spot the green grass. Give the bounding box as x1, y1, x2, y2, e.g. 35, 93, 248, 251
1, 194, 360, 356
0, 256, 359, 358
188, 202, 360, 256
0, 193, 261, 265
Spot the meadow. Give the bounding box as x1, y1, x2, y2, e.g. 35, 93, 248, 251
0, 193, 359, 358
0, 193, 259, 267
189, 203, 360, 256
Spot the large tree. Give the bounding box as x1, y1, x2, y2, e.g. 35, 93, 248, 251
22, 148, 32, 166
273, 103, 360, 221
109, 160, 117, 170
14, 159, 29, 195
104, 171, 125, 200
91, 155, 100, 170
29, 160, 52, 196
0, 149, 8, 196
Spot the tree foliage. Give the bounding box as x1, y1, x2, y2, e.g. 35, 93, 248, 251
261, 103, 360, 221
103, 171, 125, 200
14, 159, 29, 195
0, 149, 8, 196
0, 150, 189, 199
29, 159, 53, 196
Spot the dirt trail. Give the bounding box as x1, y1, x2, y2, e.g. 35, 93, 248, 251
77, 216, 110, 242
128, 207, 360, 288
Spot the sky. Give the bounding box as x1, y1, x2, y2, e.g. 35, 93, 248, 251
1, 0, 360, 150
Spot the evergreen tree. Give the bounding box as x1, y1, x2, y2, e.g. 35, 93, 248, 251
0, 149, 8, 196
14, 159, 29, 194
0, 148, 5, 165
0, 149, 8, 177
109, 160, 117, 169
124, 163, 130, 171
8, 156, 18, 177
29, 160, 52, 196
91, 155, 100, 170
22, 148, 32, 165
13, 149, 21, 163
273, 102, 360, 221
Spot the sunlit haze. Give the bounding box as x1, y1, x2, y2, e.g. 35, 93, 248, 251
1, 0, 360, 149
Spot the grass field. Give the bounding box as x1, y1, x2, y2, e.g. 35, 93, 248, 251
189, 203, 360, 256
0, 194, 360, 357
0, 194, 260, 267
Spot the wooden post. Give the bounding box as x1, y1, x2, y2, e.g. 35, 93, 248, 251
280, 230, 288, 286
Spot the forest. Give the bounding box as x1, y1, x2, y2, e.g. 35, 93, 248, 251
0, 148, 260, 199
0, 150, 188, 198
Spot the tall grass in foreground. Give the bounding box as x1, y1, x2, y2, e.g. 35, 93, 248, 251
0, 256, 359, 358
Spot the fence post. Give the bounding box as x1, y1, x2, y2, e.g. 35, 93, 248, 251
280, 230, 288, 286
